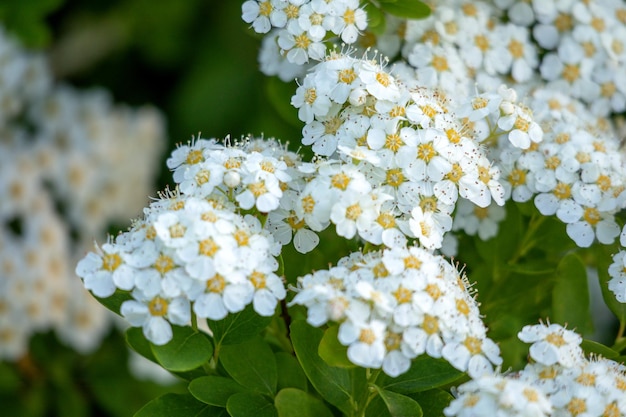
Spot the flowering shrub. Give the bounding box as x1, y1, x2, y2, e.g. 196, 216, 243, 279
74, 0, 626, 416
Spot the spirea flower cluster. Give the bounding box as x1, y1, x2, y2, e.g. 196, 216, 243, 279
77, 137, 302, 345
243, 0, 367, 78
445, 323, 626, 417
0, 27, 165, 361
290, 247, 502, 378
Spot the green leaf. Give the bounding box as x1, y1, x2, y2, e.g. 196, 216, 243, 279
95, 289, 133, 315
226, 392, 278, 417
580, 339, 620, 359
189, 376, 247, 407
274, 388, 334, 417
220, 335, 278, 395
552, 253, 591, 333
365, 395, 390, 417
376, 355, 463, 394
476, 202, 523, 269
134, 393, 223, 417
290, 320, 368, 415
208, 304, 272, 346
318, 325, 354, 368
373, 387, 423, 417
408, 389, 454, 417
126, 327, 159, 364
379, 0, 431, 19
275, 352, 308, 391
151, 326, 213, 372
364, 3, 386, 35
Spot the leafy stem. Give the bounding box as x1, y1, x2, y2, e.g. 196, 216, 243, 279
508, 211, 547, 265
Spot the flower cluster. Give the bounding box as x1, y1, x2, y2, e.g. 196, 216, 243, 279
243, 0, 367, 76
77, 137, 299, 345
290, 247, 502, 378
445, 322, 626, 416
0, 27, 165, 361
291, 53, 535, 250
495, 88, 626, 248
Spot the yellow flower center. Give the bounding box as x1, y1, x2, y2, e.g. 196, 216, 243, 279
463, 336, 482, 355
423, 314, 439, 334
376, 72, 391, 87
508, 168, 527, 186
207, 274, 225, 293
393, 286, 412, 304
250, 271, 267, 289
404, 255, 422, 269
199, 238, 219, 257
301, 195, 316, 214
417, 142, 436, 162
345, 203, 362, 220
186, 149, 204, 165
148, 297, 169, 317
385, 133, 403, 152
386, 168, 404, 187
154, 254, 175, 275
359, 328, 376, 344
331, 172, 351, 190
102, 253, 122, 272
195, 169, 210, 185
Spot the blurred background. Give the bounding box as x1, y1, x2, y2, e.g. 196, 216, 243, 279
0, 1, 301, 415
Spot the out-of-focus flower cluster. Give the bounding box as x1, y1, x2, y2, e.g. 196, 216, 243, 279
445, 322, 626, 417
0, 26, 165, 361
290, 247, 502, 378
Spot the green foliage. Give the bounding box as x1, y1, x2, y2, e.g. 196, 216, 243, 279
376, 0, 431, 19
375, 356, 463, 394
274, 388, 334, 417
189, 376, 247, 407
408, 390, 454, 417
291, 320, 368, 415
275, 352, 308, 392
372, 386, 423, 417
134, 393, 221, 417
552, 253, 591, 333
151, 326, 214, 373
318, 325, 355, 368
208, 304, 273, 346
220, 336, 278, 396
226, 392, 278, 417
95, 290, 133, 315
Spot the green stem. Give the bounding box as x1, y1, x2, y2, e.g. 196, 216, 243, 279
508, 212, 547, 265
191, 310, 198, 332
616, 320, 626, 344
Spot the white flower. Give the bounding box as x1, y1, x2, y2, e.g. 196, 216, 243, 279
327, 0, 367, 44
518, 322, 584, 368
409, 205, 451, 250
242, 0, 288, 34
121, 295, 190, 346
338, 318, 386, 369
291, 75, 333, 123
248, 272, 286, 316
75, 241, 135, 297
